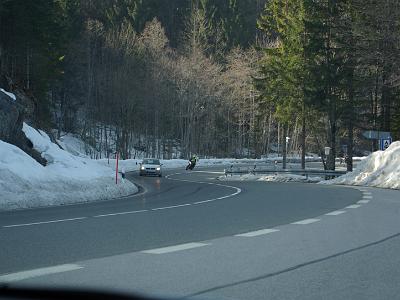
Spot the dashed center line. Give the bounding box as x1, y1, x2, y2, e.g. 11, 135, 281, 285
291, 218, 320, 225
325, 210, 346, 216
235, 228, 279, 237
358, 200, 370, 204
142, 242, 209, 254
3, 217, 87, 228
0, 264, 83, 282
94, 210, 148, 218
346, 204, 361, 209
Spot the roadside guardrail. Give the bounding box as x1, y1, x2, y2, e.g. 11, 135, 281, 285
224, 165, 347, 180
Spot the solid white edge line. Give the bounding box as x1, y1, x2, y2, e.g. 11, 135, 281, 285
166, 172, 242, 206
357, 200, 370, 204
325, 210, 346, 216
3, 217, 87, 228
151, 203, 192, 211
3, 172, 242, 228
235, 228, 279, 237
291, 218, 320, 225
0, 264, 83, 283
346, 204, 361, 209
142, 242, 209, 254
93, 210, 148, 218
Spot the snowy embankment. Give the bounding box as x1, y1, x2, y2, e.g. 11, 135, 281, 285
0, 123, 138, 210
324, 141, 400, 189
219, 173, 322, 183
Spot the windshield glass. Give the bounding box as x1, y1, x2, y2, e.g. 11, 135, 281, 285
142, 159, 160, 165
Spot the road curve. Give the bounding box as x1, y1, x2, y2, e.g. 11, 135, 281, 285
0, 167, 360, 276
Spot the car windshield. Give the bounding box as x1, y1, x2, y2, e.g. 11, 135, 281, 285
1, 1, 400, 300
142, 159, 160, 165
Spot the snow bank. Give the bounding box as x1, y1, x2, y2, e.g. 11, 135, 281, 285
0, 124, 137, 210
324, 141, 400, 189
0, 87, 16, 101
57, 134, 93, 158
219, 173, 322, 183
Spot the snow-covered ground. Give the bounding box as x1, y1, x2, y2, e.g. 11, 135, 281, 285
324, 141, 400, 189
57, 133, 96, 158
219, 173, 322, 183
0, 123, 137, 211
2, 118, 396, 212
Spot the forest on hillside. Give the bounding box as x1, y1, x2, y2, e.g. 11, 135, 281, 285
1, 0, 400, 170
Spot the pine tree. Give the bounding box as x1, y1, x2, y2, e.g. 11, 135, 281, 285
257, 0, 306, 168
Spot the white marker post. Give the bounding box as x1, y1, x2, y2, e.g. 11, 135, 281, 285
115, 152, 119, 184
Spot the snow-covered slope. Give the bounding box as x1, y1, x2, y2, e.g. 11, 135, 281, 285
57, 134, 94, 158
0, 123, 137, 210
325, 141, 400, 189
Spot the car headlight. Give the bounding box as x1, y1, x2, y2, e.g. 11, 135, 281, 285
156, 167, 161, 171
141, 166, 145, 170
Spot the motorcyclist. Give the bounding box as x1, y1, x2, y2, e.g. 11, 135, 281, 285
187, 155, 198, 170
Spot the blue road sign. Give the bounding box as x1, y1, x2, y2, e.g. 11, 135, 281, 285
380, 138, 392, 150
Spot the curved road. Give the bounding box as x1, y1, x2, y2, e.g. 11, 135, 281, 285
1, 166, 399, 299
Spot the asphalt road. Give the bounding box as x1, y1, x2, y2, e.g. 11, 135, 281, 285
1, 166, 399, 299
0, 167, 358, 274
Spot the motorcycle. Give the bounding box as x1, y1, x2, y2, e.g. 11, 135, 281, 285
186, 160, 196, 170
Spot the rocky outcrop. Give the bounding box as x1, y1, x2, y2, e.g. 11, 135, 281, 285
0, 81, 46, 166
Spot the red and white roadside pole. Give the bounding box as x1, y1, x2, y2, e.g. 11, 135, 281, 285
115, 152, 119, 184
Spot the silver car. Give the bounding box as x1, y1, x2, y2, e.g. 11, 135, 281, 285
139, 158, 162, 177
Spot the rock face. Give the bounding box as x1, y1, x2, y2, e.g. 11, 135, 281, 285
0, 84, 46, 166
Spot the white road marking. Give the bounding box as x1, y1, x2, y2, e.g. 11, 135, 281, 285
166, 173, 242, 205
362, 195, 373, 199
358, 200, 370, 204
2, 172, 240, 229
235, 228, 279, 237
346, 204, 361, 209
291, 218, 320, 225
0, 264, 83, 283
142, 242, 208, 254
93, 210, 148, 218
193, 199, 215, 204
151, 203, 192, 211
362, 192, 372, 196
3, 217, 87, 228
325, 210, 346, 216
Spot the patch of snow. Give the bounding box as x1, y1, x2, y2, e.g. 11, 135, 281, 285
219, 173, 322, 183
0, 88, 16, 101
57, 134, 94, 158
324, 141, 400, 189
0, 123, 137, 210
